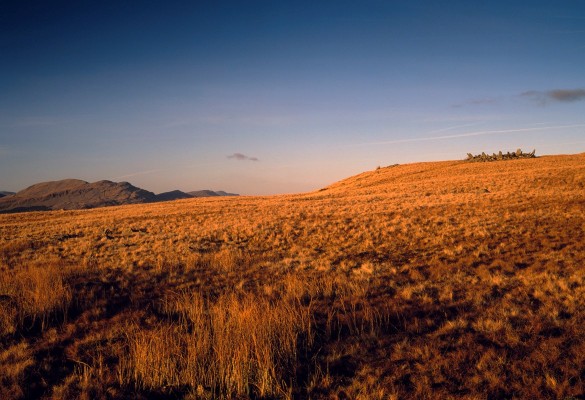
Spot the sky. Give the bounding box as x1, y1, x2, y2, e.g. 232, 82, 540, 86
1, 0, 584, 195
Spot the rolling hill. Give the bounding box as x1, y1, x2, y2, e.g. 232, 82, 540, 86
188, 189, 239, 197
1, 153, 584, 399
153, 190, 194, 202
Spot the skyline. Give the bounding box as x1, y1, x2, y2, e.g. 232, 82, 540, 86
1, 1, 584, 194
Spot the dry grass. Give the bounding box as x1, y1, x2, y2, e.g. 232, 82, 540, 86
119, 290, 310, 398
0, 260, 71, 335
1, 153, 584, 398
0, 342, 34, 399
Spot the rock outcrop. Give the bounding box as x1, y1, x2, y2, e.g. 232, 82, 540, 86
466, 149, 536, 162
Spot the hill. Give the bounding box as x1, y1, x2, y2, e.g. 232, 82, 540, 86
0, 179, 240, 213
0, 179, 156, 213
154, 189, 239, 202
0, 191, 15, 197
188, 189, 239, 197
153, 190, 193, 202
1, 153, 584, 399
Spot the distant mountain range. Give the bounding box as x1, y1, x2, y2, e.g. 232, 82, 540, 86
189, 190, 238, 197
0, 179, 238, 213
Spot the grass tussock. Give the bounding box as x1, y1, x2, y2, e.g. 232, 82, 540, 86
120, 290, 311, 398
0, 261, 71, 335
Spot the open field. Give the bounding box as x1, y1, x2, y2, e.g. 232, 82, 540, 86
1, 153, 585, 399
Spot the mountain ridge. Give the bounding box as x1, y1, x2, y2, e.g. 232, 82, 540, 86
188, 189, 238, 198
0, 179, 238, 213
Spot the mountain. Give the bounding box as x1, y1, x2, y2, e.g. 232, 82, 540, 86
154, 189, 240, 201
188, 190, 239, 198
154, 190, 193, 202
214, 190, 239, 197
0, 179, 156, 213
0, 179, 240, 213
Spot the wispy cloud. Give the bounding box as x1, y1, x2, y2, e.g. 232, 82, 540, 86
521, 89, 585, 105
111, 169, 163, 180
455, 88, 585, 108
452, 97, 499, 108
426, 121, 486, 135
355, 124, 585, 146
548, 89, 585, 102
228, 153, 259, 161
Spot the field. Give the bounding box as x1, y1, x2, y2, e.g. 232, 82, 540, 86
1, 153, 585, 399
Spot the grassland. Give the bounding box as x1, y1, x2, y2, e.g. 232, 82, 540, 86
1, 153, 584, 399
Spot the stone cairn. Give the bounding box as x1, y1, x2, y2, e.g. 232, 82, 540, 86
466, 149, 536, 162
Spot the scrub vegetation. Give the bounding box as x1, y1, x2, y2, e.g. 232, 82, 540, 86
1, 153, 585, 399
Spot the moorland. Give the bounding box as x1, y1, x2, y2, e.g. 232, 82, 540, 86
1, 153, 584, 399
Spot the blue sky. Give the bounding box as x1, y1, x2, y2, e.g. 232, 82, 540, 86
1, 1, 584, 194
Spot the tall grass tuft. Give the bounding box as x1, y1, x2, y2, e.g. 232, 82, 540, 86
0, 261, 71, 334
120, 290, 310, 398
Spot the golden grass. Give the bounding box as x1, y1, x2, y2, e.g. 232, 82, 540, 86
0, 260, 71, 335
119, 290, 309, 398
1, 153, 584, 398
0, 342, 34, 399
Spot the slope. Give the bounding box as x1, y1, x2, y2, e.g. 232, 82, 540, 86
1, 153, 584, 399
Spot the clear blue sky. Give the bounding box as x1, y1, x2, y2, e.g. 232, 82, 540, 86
1, 1, 584, 194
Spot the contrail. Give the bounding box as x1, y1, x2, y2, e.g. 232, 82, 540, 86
426, 121, 486, 135
111, 169, 162, 180
357, 124, 585, 146
110, 160, 227, 181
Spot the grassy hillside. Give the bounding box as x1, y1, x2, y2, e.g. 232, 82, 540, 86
1, 153, 584, 399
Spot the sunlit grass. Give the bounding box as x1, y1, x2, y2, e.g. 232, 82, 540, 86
0, 153, 584, 399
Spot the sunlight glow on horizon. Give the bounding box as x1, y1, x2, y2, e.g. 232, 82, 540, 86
1, 1, 584, 194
